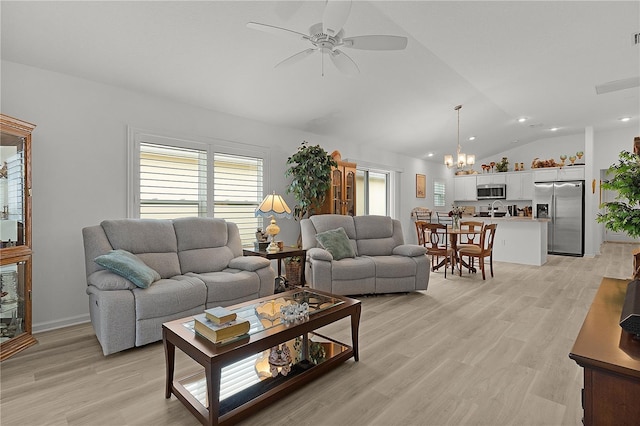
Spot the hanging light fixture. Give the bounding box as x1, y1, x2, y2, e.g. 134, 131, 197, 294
444, 104, 475, 172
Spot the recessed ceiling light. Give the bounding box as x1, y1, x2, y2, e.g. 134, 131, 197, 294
619, 116, 631, 122
517, 117, 527, 123
468, 136, 476, 141
427, 152, 434, 157
550, 127, 559, 131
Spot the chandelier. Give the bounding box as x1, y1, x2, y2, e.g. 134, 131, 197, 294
444, 105, 475, 171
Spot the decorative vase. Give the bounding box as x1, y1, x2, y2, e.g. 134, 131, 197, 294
453, 215, 460, 230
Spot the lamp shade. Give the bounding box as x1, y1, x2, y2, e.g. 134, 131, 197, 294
255, 192, 292, 219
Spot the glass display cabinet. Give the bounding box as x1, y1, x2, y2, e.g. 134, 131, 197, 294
319, 150, 357, 216
0, 114, 36, 361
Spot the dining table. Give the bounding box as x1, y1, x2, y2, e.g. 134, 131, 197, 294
425, 224, 483, 274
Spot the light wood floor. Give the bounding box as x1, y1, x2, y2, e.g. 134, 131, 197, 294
1, 242, 637, 426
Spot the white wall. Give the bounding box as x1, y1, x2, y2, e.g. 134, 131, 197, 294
2, 60, 441, 331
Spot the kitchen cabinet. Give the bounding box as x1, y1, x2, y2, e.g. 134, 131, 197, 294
0, 114, 36, 361
319, 151, 356, 216
476, 174, 506, 185
533, 166, 584, 182
506, 172, 533, 200
454, 175, 477, 201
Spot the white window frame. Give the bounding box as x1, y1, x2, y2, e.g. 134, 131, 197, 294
127, 127, 270, 246
434, 179, 446, 207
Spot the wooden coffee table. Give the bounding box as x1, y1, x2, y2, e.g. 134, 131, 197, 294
163, 289, 361, 426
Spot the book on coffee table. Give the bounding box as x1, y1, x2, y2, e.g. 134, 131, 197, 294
204, 306, 237, 324
193, 314, 250, 343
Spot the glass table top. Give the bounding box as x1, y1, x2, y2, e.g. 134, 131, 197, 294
183, 289, 344, 339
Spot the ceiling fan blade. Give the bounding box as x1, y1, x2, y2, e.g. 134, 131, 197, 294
342, 35, 408, 50
275, 48, 317, 68
246, 22, 309, 41
322, 0, 352, 36
329, 49, 359, 76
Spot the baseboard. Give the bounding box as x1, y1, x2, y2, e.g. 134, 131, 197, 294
33, 314, 91, 334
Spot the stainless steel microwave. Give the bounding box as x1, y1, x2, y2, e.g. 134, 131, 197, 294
476, 184, 507, 200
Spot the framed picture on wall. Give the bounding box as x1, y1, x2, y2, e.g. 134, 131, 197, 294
416, 174, 426, 198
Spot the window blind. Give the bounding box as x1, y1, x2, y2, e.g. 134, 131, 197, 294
213, 153, 263, 244
434, 180, 446, 207
139, 142, 207, 219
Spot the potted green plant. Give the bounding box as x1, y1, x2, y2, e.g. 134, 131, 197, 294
285, 141, 337, 221
597, 150, 640, 278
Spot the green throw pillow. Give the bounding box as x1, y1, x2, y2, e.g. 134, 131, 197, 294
94, 249, 160, 289
315, 227, 356, 260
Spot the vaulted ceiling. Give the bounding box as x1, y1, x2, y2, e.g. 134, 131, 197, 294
2, 1, 638, 162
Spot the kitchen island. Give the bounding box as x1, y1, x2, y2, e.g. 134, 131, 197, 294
466, 216, 550, 266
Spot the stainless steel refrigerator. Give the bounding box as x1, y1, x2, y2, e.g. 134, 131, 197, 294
533, 180, 584, 256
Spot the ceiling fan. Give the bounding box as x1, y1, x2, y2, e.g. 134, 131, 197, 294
247, 0, 408, 76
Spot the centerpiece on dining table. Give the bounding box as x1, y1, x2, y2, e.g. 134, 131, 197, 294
449, 205, 465, 230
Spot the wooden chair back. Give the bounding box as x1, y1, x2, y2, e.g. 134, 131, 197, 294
423, 222, 449, 252
435, 211, 452, 226
480, 223, 497, 252
415, 221, 428, 246
460, 221, 484, 245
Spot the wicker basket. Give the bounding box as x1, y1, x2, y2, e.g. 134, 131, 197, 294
284, 260, 302, 288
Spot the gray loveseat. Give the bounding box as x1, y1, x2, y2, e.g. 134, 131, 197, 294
82, 217, 276, 355
300, 215, 429, 295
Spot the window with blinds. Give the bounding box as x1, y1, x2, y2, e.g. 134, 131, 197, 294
134, 137, 265, 247
139, 143, 207, 218
213, 153, 263, 245
434, 179, 446, 207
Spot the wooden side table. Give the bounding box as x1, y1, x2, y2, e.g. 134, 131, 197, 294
569, 277, 640, 425
242, 246, 306, 286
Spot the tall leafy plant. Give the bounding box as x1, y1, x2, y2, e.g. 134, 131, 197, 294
597, 150, 640, 239
285, 141, 337, 220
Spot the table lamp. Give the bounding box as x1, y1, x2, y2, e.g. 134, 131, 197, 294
255, 191, 292, 252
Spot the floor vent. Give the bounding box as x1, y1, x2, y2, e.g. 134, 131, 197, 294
634, 32, 640, 45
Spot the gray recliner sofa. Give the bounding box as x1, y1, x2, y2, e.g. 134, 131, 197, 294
300, 215, 429, 295
82, 217, 276, 355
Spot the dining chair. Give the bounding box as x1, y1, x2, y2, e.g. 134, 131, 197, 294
457, 221, 484, 272
423, 222, 454, 278
457, 223, 497, 280
415, 220, 428, 246
435, 211, 452, 226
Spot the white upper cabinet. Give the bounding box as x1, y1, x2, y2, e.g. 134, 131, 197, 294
454, 175, 477, 201
476, 174, 507, 185
506, 172, 533, 200
533, 166, 584, 182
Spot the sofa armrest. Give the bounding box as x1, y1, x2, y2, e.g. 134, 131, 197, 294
393, 244, 427, 257
307, 247, 333, 262
87, 270, 136, 291
229, 255, 271, 272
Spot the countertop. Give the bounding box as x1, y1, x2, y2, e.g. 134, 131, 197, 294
465, 215, 550, 223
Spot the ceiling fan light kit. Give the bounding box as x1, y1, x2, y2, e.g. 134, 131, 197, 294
247, 0, 408, 76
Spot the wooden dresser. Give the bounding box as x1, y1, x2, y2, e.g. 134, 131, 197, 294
569, 277, 640, 425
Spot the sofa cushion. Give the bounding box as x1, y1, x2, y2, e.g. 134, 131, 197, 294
173, 217, 228, 251
87, 269, 136, 291
330, 257, 376, 280
315, 227, 356, 260
368, 255, 417, 278
100, 219, 181, 278
354, 215, 399, 256
179, 247, 235, 274
173, 217, 244, 273
188, 270, 261, 304
308, 215, 358, 255
94, 249, 161, 288
132, 275, 206, 319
